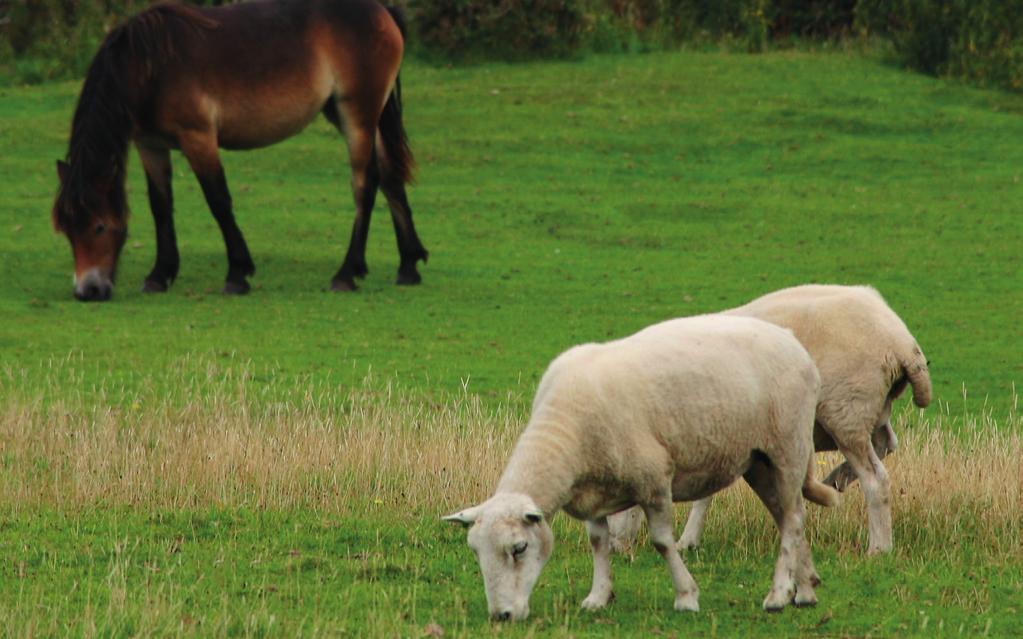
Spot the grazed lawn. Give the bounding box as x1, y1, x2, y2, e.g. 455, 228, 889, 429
0, 384, 1019, 638
1, 49, 1020, 413
1, 48, 1021, 636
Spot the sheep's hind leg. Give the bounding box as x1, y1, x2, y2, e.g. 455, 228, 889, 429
677, 496, 712, 550
824, 421, 896, 491
839, 437, 892, 554
581, 517, 615, 610
607, 507, 643, 553
744, 459, 818, 611
643, 500, 700, 612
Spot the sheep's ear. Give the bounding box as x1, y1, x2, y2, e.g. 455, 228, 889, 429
523, 510, 544, 524
443, 505, 481, 527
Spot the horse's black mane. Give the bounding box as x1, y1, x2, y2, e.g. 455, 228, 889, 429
54, 3, 216, 232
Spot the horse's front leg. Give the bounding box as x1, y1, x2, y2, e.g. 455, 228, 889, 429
136, 144, 179, 293
179, 132, 255, 295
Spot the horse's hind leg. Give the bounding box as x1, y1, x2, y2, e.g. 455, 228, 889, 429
179, 132, 255, 294
136, 144, 179, 293
376, 96, 428, 285
331, 115, 380, 292
377, 149, 427, 285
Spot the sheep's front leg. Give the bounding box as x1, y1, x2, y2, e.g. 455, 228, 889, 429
677, 497, 712, 550
644, 502, 700, 612
581, 517, 614, 610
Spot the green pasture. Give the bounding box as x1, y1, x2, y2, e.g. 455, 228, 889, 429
2, 508, 1020, 638
1, 48, 1021, 637
1, 49, 1020, 413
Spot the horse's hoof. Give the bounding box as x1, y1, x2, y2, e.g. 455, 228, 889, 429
331, 278, 357, 292
396, 270, 421, 286
142, 279, 168, 293
223, 280, 250, 295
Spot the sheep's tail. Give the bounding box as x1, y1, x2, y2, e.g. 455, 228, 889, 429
898, 341, 932, 408
803, 457, 840, 507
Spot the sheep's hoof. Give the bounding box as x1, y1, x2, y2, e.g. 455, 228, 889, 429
793, 587, 818, 608
866, 541, 892, 555
581, 591, 613, 611
674, 593, 699, 612
677, 535, 701, 551
763, 586, 795, 612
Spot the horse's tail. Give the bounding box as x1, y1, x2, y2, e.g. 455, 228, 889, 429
379, 5, 414, 185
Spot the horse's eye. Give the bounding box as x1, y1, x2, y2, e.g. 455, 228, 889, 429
512, 542, 528, 558
95, 223, 106, 236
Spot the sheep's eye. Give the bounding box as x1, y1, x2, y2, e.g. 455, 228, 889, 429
95, 223, 106, 236
512, 542, 528, 558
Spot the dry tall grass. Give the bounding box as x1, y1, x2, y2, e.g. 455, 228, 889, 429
0, 370, 1019, 561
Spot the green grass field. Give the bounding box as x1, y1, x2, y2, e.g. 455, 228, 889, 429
1, 48, 1021, 637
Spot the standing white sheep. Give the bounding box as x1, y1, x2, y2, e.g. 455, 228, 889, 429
608, 284, 931, 555
444, 315, 838, 621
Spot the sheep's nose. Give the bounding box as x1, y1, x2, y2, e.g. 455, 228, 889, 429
492, 611, 512, 622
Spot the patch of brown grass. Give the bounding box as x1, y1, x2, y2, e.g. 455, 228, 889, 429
0, 376, 1018, 560
695, 408, 1022, 560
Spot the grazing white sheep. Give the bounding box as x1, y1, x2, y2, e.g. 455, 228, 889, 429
608, 284, 931, 555
444, 315, 838, 621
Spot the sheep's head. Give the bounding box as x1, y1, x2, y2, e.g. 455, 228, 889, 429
444, 493, 553, 621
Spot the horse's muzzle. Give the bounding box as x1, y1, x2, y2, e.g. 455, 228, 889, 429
74, 269, 113, 302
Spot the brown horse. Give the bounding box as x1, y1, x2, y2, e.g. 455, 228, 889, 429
52, 0, 427, 301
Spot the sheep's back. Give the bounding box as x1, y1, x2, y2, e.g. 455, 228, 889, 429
530, 316, 819, 473
725, 284, 924, 407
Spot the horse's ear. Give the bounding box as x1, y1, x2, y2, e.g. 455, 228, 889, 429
56, 160, 69, 183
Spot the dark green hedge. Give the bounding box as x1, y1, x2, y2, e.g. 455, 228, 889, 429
5, 0, 1023, 93
857, 0, 1023, 91
412, 0, 1023, 92
0, 0, 228, 84
407, 0, 858, 61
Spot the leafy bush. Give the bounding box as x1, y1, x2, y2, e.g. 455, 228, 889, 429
10, 0, 1023, 94
857, 0, 1023, 91
0, 0, 233, 85
769, 0, 856, 38
408, 0, 862, 61
409, 0, 590, 61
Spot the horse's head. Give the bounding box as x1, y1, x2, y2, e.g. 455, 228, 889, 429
53, 160, 128, 302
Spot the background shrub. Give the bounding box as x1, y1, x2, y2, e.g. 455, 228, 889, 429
0, 0, 231, 84
407, 0, 866, 61
6, 0, 1023, 93
856, 0, 1023, 91
409, 0, 589, 61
